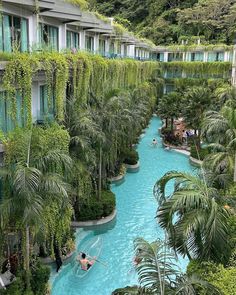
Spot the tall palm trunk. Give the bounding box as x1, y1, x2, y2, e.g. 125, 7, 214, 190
234, 152, 236, 182
98, 144, 102, 201
25, 225, 31, 290
171, 118, 174, 131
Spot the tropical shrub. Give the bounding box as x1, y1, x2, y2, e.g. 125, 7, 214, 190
161, 128, 182, 146
190, 145, 211, 160
187, 260, 236, 295
30, 261, 50, 295
123, 149, 139, 165
75, 190, 116, 221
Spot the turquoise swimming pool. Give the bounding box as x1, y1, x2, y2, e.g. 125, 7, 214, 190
51, 116, 193, 295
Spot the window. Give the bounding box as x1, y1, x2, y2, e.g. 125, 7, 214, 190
207, 52, 224, 62
168, 53, 183, 62
165, 84, 175, 94
38, 85, 55, 122
0, 14, 28, 52
109, 42, 114, 54
99, 39, 105, 55
216, 52, 224, 62
165, 69, 182, 78
66, 31, 79, 50
117, 43, 121, 55
157, 53, 164, 62
124, 45, 127, 57
189, 52, 204, 62
85, 36, 94, 52
38, 23, 58, 50
0, 91, 26, 133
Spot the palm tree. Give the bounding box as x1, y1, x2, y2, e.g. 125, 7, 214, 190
214, 84, 236, 108
113, 238, 221, 294
153, 171, 231, 263
158, 92, 182, 131
202, 105, 236, 182
158, 91, 182, 131
134, 237, 179, 295
0, 129, 71, 290
182, 86, 212, 147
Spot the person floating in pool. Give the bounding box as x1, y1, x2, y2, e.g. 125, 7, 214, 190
152, 138, 158, 146
133, 248, 143, 266
77, 252, 95, 271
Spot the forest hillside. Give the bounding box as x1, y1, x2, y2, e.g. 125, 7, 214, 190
88, 0, 236, 45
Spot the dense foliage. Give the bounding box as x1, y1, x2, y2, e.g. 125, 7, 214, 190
89, 0, 236, 45
75, 190, 116, 221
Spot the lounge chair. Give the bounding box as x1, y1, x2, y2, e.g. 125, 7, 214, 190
0, 270, 16, 289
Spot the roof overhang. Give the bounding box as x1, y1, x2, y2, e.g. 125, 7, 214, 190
3, 0, 55, 12
40, 0, 82, 22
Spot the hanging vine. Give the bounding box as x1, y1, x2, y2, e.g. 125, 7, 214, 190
3, 53, 39, 127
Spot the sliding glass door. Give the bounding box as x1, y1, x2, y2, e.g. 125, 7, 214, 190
0, 14, 28, 52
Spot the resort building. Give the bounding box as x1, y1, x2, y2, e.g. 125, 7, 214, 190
0, 0, 154, 58
0, 0, 234, 137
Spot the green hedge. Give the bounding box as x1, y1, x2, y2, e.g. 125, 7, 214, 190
123, 149, 139, 165
187, 260, 236, 295
76, 190, 116, 221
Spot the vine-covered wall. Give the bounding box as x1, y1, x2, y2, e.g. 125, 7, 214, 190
1, 52, 232, 130
1, 52, 161, 127
162, 61, 232, 78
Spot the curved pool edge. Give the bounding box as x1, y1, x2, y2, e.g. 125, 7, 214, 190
71, 209, 117, 228
125, 161, 140, 173
108, 173, 126, 184
40, 250, 75, 265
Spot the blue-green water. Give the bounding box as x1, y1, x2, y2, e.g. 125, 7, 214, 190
51, 117, 193, 295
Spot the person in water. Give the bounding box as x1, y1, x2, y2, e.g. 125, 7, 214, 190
133, 249, 142, 266
152, 138, 158, 146
78, 252, 95, 271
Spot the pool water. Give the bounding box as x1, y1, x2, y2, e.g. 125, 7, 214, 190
51, 116, 193, 295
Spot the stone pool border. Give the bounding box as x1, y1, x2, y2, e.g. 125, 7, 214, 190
40, 250, 74, 264
162, 142, 203, 167
173, 148, 203, 167
108, 173, 125, 184
125, 161, 140, 172
71, 209, 117, 228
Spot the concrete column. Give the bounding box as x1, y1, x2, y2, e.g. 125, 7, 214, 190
120, 43, 125, 57
59, 24, 67, 51
31, 82, 39, 122
203, 52, 208, 62
94, 33, 99, 53
224, 51, 229, 62
79, 30, 86, 50
163, 84, 167, 94
127, 44, 135, 58
105, 38, 110, 55
231, 46, 236, 86
163, 52, 168, 62
28, 14, 38, 50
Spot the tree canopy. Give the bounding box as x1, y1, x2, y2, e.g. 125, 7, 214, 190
89, 0, 236, 44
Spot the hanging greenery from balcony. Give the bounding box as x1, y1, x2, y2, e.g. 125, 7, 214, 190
162, 61, 232, 79
3, 52, 230, 129
3, 53, 39, 127
41, 52, 69, 121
